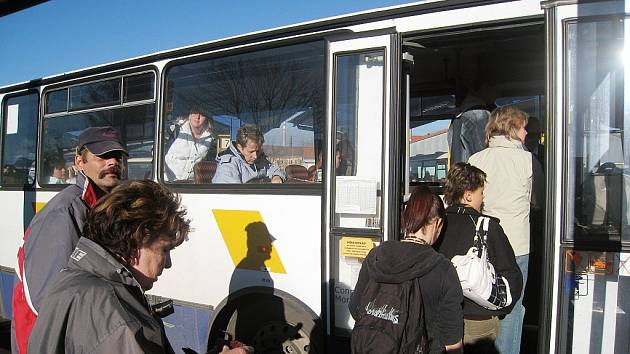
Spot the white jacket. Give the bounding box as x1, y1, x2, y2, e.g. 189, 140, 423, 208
468, 136, 533, 256
164, 121, 215, 181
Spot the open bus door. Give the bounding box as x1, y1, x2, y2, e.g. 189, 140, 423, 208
543, 1, 630, 353
323, 31, 400, 350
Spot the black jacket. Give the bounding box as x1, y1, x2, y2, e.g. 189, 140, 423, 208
349, 241, 463, 352
436, 205, 523, 317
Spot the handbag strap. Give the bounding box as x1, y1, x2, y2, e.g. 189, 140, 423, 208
474, 216, 490, 250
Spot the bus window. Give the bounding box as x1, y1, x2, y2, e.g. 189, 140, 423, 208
332, 50, 384, 229
45, 88, 67, 115
123, 72, 155, 103
69, 78, 121, 111
1, 93, 38, 187
162, 41, 325, 184
41, 73, 156, 185
565, 17, 629, 244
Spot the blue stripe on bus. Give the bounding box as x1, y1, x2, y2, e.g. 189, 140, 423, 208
162, 302, 212, 354
0, 269, 213, 353
0, 271, 16, 319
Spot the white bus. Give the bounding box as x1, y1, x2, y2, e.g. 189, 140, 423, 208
1, 1, 629, 353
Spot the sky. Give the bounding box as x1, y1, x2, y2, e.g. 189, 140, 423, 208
0, 0, 416, 88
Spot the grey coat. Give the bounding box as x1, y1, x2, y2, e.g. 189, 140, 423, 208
20, 172, 92, 313
447, 108, 491, 164
212, 142, 286, 183
27, 237, 174, 354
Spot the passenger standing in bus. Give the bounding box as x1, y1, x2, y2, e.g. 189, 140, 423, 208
349, 187, 464, 353
11, 126, 127, 354
437, 162, 522, 352
467, 106, 542, 354
213, 124, 286, 184
164, 106, 217, 182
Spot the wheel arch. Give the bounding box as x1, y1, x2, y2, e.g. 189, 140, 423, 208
206, 286, 323, 352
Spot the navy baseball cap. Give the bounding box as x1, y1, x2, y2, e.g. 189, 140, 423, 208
78, 126, 128, 156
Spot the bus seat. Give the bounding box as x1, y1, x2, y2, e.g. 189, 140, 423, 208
194, 161, 217, 184
285, 164, 308, 180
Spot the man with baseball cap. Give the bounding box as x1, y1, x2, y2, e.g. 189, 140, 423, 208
11, 126, 128, 354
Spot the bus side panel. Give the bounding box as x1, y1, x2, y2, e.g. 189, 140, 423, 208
0, 191, 31, 271
0, 190, 57, 320
150, 193, 323, 314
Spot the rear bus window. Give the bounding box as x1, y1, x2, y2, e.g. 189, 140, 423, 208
41, 72, 156, 185
1, 93, 38, 187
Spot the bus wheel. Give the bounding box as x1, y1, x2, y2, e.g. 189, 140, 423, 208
220, 294, 321, 354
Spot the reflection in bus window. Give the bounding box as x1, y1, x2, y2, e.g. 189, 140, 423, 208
565, 18, 629, 243
2, 93, 38, 186
162, 41, 325, 184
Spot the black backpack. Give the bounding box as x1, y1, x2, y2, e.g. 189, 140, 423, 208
351, 277, 428, 354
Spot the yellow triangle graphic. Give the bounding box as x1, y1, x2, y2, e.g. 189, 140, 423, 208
212, 209, 286, 274
33, 202, 46, 213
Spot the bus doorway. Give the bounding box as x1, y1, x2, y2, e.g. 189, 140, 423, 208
401, 22, 545, 353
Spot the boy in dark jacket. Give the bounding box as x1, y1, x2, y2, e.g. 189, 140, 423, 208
436, 162, 522, 350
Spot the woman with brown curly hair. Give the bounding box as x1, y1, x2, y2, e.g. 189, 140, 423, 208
28, 181, 252, 354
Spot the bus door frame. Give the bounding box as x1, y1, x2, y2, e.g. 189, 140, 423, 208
543, 1, 630, 353
323, 29, 401, 343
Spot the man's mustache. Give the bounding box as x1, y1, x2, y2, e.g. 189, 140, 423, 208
98, 166, 122, 179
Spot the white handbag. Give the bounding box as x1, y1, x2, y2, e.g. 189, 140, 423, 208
451, 216, 512, 310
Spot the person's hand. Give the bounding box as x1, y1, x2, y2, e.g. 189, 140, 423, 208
220, 345, 254, 354
271, 176, 283, 184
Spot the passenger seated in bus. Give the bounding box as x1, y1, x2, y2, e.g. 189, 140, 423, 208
213, 124, 286, 184
335, 140, 354, 176
246, 175, 272, 184
164, 106, 217, 182
45, 158, 67, 184
66, 163, 78, 184
28, 160, 36, 184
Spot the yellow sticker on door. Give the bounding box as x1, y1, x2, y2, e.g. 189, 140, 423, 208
212, 209, 286, 274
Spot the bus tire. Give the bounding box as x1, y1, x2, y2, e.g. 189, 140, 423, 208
207, 291, 322, 354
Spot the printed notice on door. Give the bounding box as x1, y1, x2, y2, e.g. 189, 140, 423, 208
335, 176, 377, 214
340, 237, 376, 258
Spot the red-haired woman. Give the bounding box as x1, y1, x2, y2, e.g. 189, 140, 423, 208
349, 186, 463, 353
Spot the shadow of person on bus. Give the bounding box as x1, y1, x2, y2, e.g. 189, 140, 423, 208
220, 221, 308, 354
